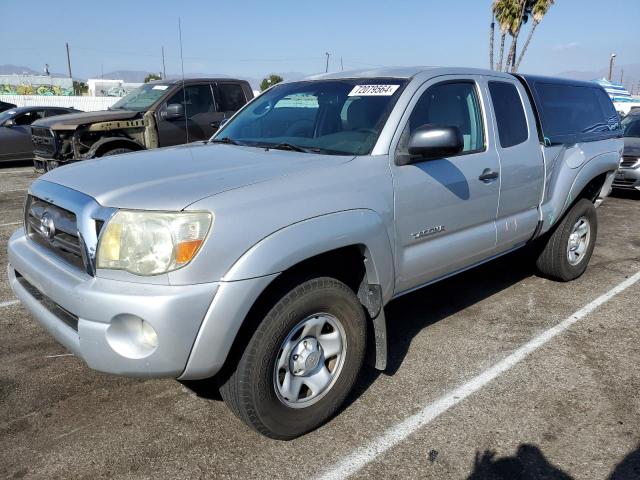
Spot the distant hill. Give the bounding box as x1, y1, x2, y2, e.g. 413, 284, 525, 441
556, 63, 640, 87
0, 64, 67, 77
91, 70, 157, 83
1, 64, 323, 90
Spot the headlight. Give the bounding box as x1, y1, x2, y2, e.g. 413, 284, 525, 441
97, 210, 212, 275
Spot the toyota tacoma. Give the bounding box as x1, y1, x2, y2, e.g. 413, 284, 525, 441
8, 67, 623, 439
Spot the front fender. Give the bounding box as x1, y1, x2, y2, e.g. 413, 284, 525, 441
85, 136, 145, 158
223, 209, 395, 303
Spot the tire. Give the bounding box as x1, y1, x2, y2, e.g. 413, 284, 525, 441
100, 147, 133, 157
219, 277, 367, 439
535, 198, 598, 281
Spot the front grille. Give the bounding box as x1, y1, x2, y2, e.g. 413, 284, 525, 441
31, 127, 57, 158
15, 271, 79, 331
613, 178, 637, 187
620, 157, 638, 169
25, 195, 85, 271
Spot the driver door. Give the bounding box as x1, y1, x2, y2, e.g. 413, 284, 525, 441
391, 76, 500, 294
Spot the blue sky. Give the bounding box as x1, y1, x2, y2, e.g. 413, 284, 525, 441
2, 0, 638, 80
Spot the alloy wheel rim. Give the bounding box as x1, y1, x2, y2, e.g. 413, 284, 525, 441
273, 313, 347, 408
567, 216, 591, 266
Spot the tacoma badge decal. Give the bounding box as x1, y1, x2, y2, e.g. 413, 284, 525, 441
411, 225, 446, 240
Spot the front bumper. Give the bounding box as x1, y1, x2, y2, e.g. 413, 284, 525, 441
8, 228, 218, 377
613, 168, 640, 190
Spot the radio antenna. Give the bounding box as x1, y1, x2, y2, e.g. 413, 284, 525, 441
178, 17, 189, 143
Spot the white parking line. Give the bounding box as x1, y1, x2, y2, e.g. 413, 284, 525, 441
316, 270, 640, 480
0, 221, 21, 228
0, 189, 28, 194
0, 300, 20, 309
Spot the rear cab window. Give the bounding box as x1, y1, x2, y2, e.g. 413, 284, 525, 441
488, 81, 528, 148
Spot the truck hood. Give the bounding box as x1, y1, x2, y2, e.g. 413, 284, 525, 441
39, 143, 353, 210
32, 109, 139, 130
623, 137, 640, 157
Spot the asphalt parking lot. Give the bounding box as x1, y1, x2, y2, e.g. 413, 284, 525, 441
1, 162, 639, 480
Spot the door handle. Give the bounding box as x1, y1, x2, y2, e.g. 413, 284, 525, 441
478, 168, 499, 183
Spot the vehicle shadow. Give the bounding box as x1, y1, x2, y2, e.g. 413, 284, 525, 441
0, 160, 33, 170
464, 442, 640, 480
345, 247, 536, 408
610, 189, 640, 201
467, 444, 573, 479
607, 444, 640, 480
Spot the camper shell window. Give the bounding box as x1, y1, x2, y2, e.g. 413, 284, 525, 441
516, 74, 622, 145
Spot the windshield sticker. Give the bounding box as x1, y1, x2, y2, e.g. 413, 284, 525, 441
152, 85, 169, 90
348, 84, 400, 96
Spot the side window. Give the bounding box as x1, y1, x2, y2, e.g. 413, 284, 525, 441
397, 82, 484, 158
488, 81, 528, 148
216, 83, 246, 112
594, 88, 621, 132
534, 83, 616, 140
166, 84, 215, 117
14, 110, 45, 126
46, 109, 70, 117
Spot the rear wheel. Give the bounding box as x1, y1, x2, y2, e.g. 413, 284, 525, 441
535, 198, 597, 281
219, 277, 367, 439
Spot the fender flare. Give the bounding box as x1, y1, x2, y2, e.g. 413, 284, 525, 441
86, 137, 145, 158
223, 209, 395, 304
539, 150, 619, 234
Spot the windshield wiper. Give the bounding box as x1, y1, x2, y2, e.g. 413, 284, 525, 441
210, 137, 241, 145
261, 142, 319, 153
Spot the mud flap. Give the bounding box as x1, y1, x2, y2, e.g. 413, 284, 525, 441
357, 281, 387, 371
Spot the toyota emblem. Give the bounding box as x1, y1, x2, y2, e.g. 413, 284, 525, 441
38, 211, 56, 239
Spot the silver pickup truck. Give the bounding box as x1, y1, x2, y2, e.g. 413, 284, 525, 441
7, 67, 623, 439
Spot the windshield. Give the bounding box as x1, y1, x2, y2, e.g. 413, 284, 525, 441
109, 83, 172, 112
622, 115, 640, 138
0, 110, 17, 124
213, 79, 407, 155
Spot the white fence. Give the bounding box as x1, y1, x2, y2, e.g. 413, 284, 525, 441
0, 95, 118, 112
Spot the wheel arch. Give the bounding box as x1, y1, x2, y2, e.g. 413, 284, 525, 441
88, 137, 145, 158
223, 209, 395, 301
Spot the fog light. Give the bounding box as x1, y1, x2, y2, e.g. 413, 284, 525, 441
140, 320, 158, 348
106, 314, 159, 359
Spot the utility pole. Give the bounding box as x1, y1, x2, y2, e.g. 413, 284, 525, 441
325, 52, 330, 73
65, 43, 73, 79
66, 42, 74, 95
161, 46, 166, 79
341, 57, 344, 71
608, 53, 616, 82
620, 68, 624, 84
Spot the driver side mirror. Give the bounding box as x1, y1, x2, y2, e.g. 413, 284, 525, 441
400, 124, 464, 165
163, 103, 185, 120
3, 118, 16, 127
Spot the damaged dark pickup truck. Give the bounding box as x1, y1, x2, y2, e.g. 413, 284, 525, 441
31, 78, 253, 171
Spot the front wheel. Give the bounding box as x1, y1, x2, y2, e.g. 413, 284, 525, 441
219, 277, 367, 439
535, 198, 598, 281
100, 147, 133, 157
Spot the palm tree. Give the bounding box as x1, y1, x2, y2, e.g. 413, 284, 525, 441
505, 0, 529, 72
493, 0, 518, 72
514, 0, 555, 72
489, 10, 495, 69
